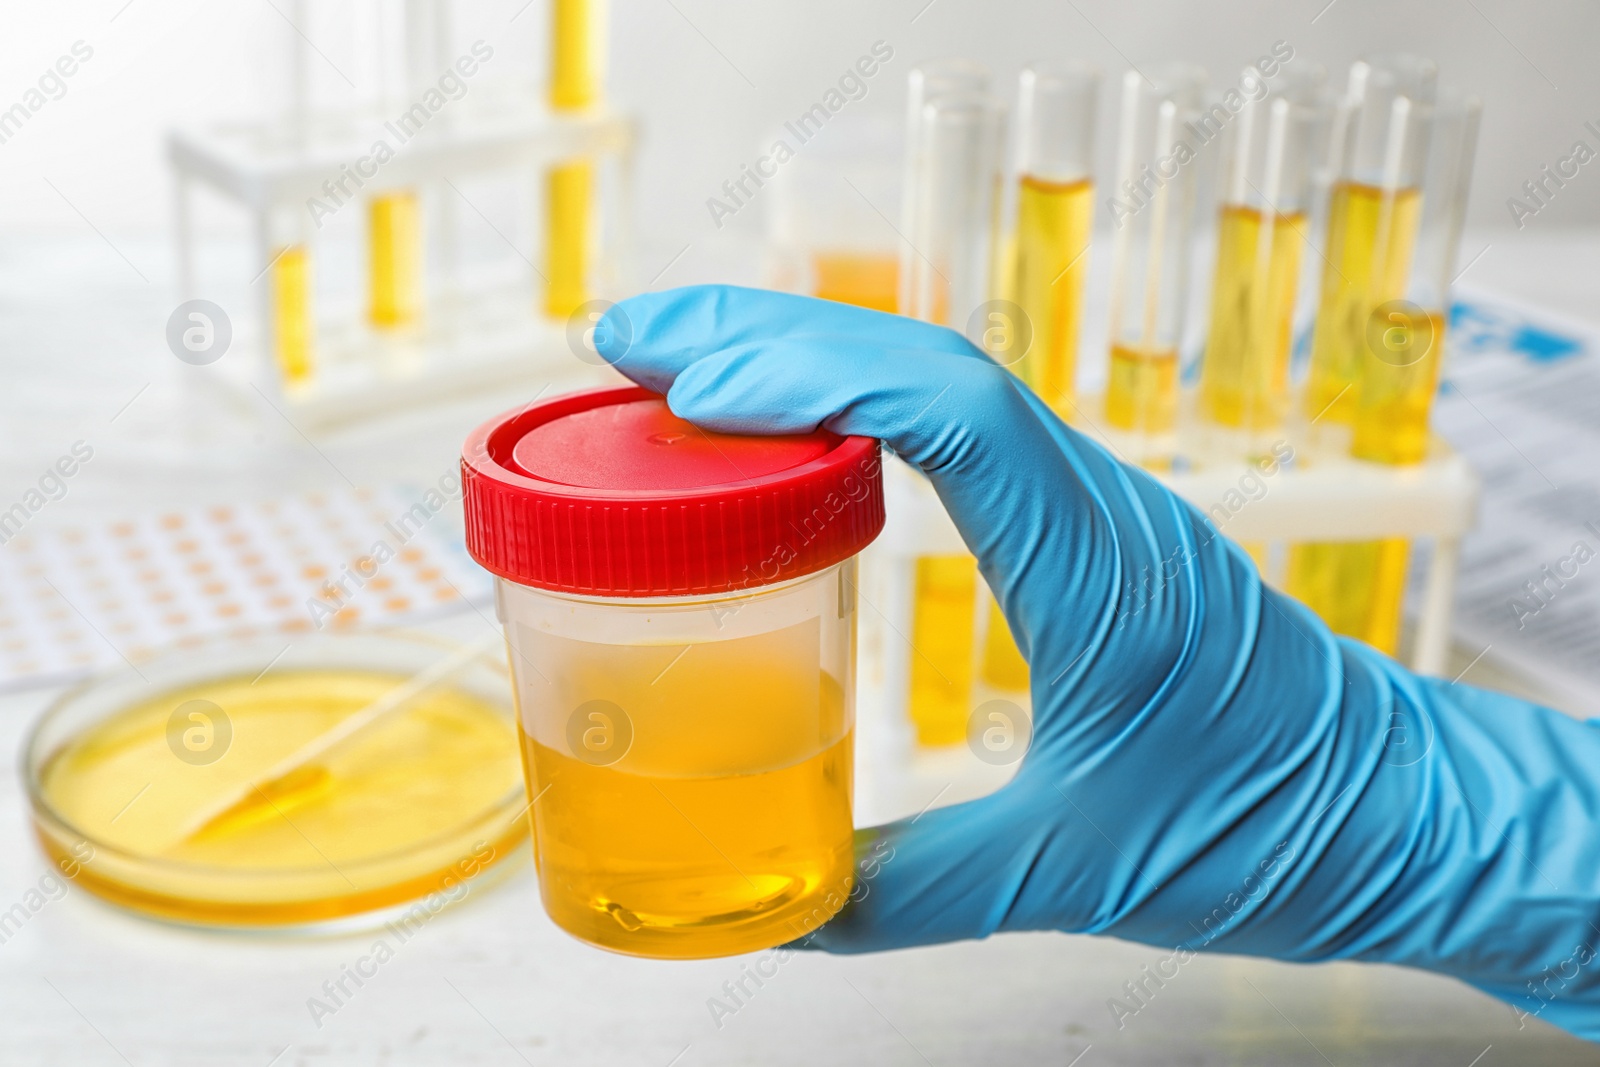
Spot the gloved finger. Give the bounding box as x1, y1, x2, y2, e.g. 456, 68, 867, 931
661, 336, 1121, 687
789, 785, 1055, 953
594, 285, 981, 394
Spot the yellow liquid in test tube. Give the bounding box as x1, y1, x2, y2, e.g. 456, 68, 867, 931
1289, 184, 1425, 655
1353, 308, 1447, 465
1106, 343, 1180, 434
545, 0, 600, 319
35, 670, 524, 926
811, 250, 899, 313
521, 635, 853, 958
909, 555, 978, 745
545, 161, 593, 319
270, 245, 314, 385
368, 191, 423, 328
981, 596, 1029, 690
1200, 205, 1307, 430
1010, 175, 1094, 408
1304, 182, 1422, 425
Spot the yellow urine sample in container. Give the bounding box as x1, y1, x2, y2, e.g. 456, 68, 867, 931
270, 244, 314, 385
811, 250, 899, 313
32, 669, 525, 926
1286, 539, 1410, 656
545, 160, 593, 319
980, 594, 1029, 691
909, 554, 978, 745
1010, 174, 1094, 408
368, 190, 423, 328
1305, 182, 1422, 425
518, 627, 854, 959
1106, 343, 1180, 434
1200, 205, 1307, 430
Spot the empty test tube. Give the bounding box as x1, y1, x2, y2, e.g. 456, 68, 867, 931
1200, 66, 1327, 446
1103, 65, 1207, 464
545, 0, 603, 318
901, 84, 1006, 742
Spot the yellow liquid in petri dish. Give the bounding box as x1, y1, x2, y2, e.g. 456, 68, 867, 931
980, 594, 1029, 691
811, 250, 899, 313
1106, 342, 1180, 435
909, 554, 978, 745
270, 245, 314, 385
34, 670, 524, 926
368, 191, 423, 328
520, 635, 853, 958
1010, 174, 1094, 409
544, 161, 592, 319
1200, 205, 1307, 431
1305, 182, 1422, 425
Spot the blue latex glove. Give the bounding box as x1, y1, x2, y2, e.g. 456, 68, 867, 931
597, 285, 1600, 1042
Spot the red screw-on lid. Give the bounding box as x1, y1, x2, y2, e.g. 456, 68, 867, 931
461, 386, 884, 597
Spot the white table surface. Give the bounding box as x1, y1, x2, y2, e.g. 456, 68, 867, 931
3, 230, 1599, 1064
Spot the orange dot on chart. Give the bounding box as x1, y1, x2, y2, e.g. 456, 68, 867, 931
209, 507, 234, 523
226, 531, 249, 546
151, 591, 175, 604
415, 567, 441, 581
332, 607, 360, 627
399, 548, 423, 563
283, 618, 312, 633
140, 569, 162, 583
303, 565, 327, 579
239, 553, 264, 567
62, 530, 83, 544
369, 577, 393, 591
177, 634, 205, 649
176, 539, 199, 553
217, 604, 242, 617
124, 548, 148, 562
253, 573, 278, 587
112, 523, 134, 538
268, 595, 293, 609
111, 622, 136, 635
384, 597, 411, 611
72, 651, 94, 664
160, 514, 184, 529
432, 587, 458, 602
190, 561, 213, 575
202, 581, 226, 595
164, 612, 189, 626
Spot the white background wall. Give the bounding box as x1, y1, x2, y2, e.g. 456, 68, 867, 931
2, 0, 1597, 271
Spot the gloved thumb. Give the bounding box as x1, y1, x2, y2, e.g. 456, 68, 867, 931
793, 783, 1052, 953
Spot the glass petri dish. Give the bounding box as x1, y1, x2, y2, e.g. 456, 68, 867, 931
23, 629, 528, 930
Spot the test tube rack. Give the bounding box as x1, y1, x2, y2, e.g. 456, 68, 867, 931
169, 88, 636, 429
868, 415, 1479, 725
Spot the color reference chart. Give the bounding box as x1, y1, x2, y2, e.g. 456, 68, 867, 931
0, 487, 492, 691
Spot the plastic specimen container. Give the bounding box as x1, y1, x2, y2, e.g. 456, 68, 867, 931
461, 385, 885, 958
23, 631, 527, 929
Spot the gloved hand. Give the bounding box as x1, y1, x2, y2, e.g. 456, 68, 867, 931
596, 284, 1600, 1042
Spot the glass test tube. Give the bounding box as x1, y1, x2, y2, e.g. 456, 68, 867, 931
1200, 66, 1327, 446
268, 209, 315, 386
900, 60, 990, 321
545, 0, 603, 318
367, 0, 443, 330
1104, 65, 1207, 464
1302, 54, 1435, 429
1008, 60, 1099, 411
978, 61, 1097, 693
902, 88, 1006, 743
1287, 55, 1443, 657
